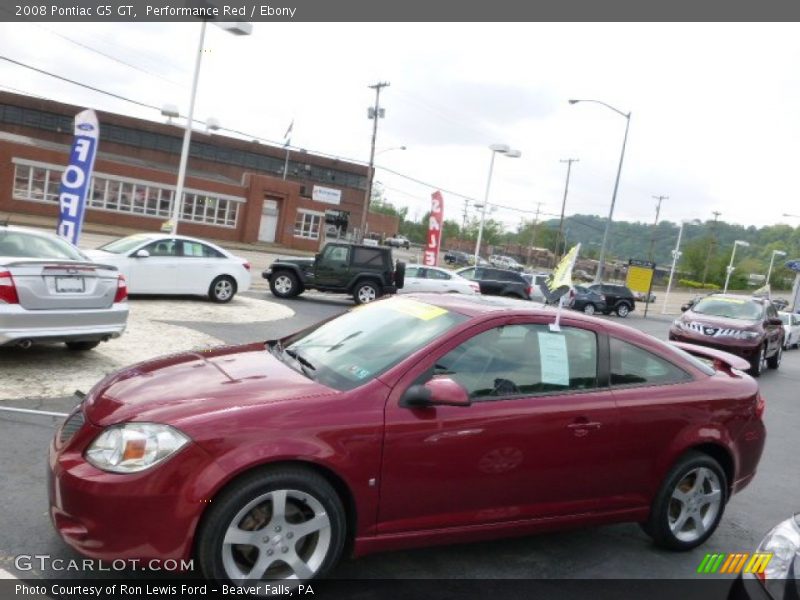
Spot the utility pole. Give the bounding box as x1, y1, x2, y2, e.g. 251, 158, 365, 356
528, 202, 543, 267
359, 81, 390, 242
461, 198, 470, 233
556, 158, 579, 263
648, 195, 668, 262
701, 211, 722, 286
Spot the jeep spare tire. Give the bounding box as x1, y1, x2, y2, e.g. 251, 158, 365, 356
394, 261, 406, 289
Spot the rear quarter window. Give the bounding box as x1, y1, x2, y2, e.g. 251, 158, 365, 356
352, 248, 386, 267
610, 337, 692, 386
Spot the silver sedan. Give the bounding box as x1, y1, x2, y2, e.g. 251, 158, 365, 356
0, 225, 129, 351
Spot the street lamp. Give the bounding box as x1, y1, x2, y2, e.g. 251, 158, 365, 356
783, 213, 800, 219
376, 145, 406, 155
661, 221, 686, 314
473, 144, 521, 264
766, 250, 787, 287
568, 98, 631, 283
723, 240, 750, 294
168, 20, 252, 235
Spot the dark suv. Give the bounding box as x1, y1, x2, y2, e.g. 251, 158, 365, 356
669, 294, 784, 377
444, 250, 472, 266
455, 266, 531, 299
588, 283, 636, 317
263, 243, 404, 304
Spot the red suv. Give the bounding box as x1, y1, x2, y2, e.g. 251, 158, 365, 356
49, 295, 766, 583
669, 294, 784, 377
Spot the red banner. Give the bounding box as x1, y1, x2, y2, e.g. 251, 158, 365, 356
424, 191, 444, 266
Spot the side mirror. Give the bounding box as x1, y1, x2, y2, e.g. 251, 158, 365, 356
134, 249, 150, 258
400, 377, 471, 408
680, 304, 689, 312
314, 253, 322, 262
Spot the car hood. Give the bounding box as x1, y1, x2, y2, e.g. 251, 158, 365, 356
272, 256, 315, 267
84, 342, 335, 427
682, 310, 760, 331
83, 249, 121, 261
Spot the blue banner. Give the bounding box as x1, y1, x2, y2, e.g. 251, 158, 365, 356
56, 109, 99, 246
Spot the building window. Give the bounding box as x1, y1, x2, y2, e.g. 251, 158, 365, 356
294, 210, 323, 240
11, 159, 243, 228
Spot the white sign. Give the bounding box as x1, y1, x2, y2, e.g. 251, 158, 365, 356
312, 185, 341, 205
537, 332, 570, 386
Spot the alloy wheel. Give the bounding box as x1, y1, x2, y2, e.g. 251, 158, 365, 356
274, 276, 294, 295
668, 467, 722, 543
583, 304, 595, 316
221, 489, 331, 581
357, 285, 377, 303
215, 280, 234, 301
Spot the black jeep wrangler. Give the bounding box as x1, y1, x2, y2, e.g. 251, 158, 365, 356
263, 242, 405, 304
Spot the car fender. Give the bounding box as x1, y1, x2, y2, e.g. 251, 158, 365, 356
347, 273, 385, 292
651, 421, 738, 495
268, 262, 308, 284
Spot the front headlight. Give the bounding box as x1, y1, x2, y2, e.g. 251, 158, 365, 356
85, 423, 190, 473
756, 515, 800, 596
737, 331, 760, 340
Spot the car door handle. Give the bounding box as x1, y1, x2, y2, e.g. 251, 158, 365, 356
567, 420, 602, 437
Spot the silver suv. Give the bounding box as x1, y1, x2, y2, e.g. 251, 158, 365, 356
0, 225, 129, 351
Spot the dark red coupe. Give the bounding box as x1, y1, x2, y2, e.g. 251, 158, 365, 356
49, 294, 766, 583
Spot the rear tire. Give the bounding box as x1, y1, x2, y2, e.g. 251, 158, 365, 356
353, 280, 382, 305
616, 303, 631, 318
270, 271, 302, 299
583, 304, 596, 316
643, 451, 727, 551
65, 341, 100, 351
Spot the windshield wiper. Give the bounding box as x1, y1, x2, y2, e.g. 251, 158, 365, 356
285, 348, 317, 375
325, 331, 362, 352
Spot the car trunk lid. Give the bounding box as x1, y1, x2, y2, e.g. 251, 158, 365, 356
5, 259, 119, 310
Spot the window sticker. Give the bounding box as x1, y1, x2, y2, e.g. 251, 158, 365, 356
348, 365, 370, 380
537, 332, 570, 386
388, 298, 448, 321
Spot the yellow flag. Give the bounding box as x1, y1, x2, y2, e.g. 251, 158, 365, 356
542, 244, 581, 303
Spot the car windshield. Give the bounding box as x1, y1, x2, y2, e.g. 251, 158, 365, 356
277, 297, 468, 391
692, 297, 764, 321
98, 234, 155, 254
0, 230, 87, 261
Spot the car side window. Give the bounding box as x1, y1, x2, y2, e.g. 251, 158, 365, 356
459, 268, 477, 280
610, 337, 691, 387
324, 246, 350, 263
352, 247, 383, 266
143, 239, 178, 257
429, 324, 598, 401
766, 304, 778, 319
405, 266, 421, 278
427, 269, 450, 280
180, 241, 223, 258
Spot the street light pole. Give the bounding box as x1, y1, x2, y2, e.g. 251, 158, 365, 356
661, 221, 685, 314
473, 144, 520, 264
169, 20, 252, 235
569, 99, 631, 283
723, 240, 750, 294
359, 81, 390, 243
556, 158, 579, 263
766, 250, 787, 288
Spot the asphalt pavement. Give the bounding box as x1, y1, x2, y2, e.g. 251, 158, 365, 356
0, 293, 798, 585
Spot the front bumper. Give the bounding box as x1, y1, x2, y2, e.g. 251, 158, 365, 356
668, 329, 762, 359
0, 303, 128, 346
48, 412, 213, 564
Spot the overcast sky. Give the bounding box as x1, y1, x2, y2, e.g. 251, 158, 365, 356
1, 21, 799, 231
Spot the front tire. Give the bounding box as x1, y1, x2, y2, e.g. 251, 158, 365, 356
749, 344, 766, 377
767, 343, 782, 370
210, 276, 236, 303
197, 468, 346, 583
270, 271, 302, 299
643, 451, 727, 551
353, 280, 381, 305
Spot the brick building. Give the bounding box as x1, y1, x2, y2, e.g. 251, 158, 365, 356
0, 91, 398, 251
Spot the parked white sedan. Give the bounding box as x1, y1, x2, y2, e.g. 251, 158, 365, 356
84, 234, 251, 303
399, 264, 480, 295
779, 311, 800, 349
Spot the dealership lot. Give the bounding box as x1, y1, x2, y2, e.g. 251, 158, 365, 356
0, 290, 798, 582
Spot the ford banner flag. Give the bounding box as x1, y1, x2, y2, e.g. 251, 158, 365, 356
56, 109, 99, 246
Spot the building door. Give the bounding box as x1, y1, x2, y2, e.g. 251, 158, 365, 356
258, 199, 279, 242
